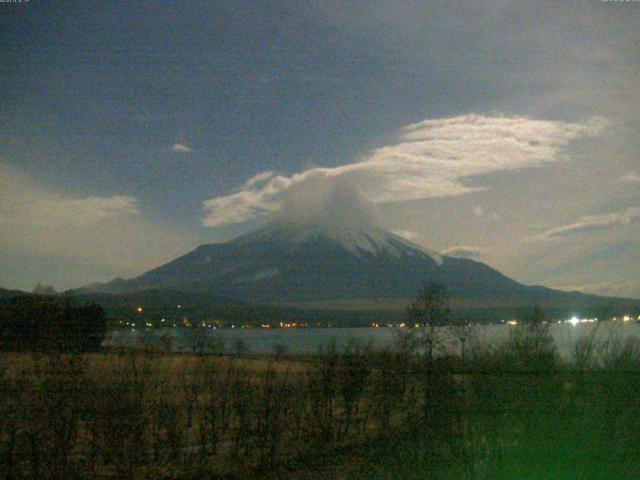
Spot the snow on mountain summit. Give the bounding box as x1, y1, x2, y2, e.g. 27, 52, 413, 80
78, 176, 633, 309
235, 220, 444, 264
227, 178, 444, 263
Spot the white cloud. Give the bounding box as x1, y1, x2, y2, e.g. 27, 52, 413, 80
31, 196, 139, 226
202, 114, 607, 227
171, 143, 193, 153
531, 207, 640, 242
0, 166, 140, 228
0, 165, 195, 289
242, 170, 276, 189
391, 230, 424, 244
472, 206, 500, 220
442, 246, 487, 259
621, 172, 640, 182
202, 182, 283, 227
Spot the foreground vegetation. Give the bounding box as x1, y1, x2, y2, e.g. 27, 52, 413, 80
0, 296, 106, 352
1, 319, 639, 479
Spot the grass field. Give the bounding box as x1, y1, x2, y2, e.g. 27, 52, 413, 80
1, 325, 639, 479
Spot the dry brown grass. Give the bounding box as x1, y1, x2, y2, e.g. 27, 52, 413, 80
1, 338, 639, 479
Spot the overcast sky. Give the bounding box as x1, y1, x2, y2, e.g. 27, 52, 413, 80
1, 1, 639, 297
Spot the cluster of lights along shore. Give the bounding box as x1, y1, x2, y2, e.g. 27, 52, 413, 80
117, 304, 640, 330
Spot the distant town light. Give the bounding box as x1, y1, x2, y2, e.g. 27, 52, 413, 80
569, 317, 579, 326
137, 307, 143, 313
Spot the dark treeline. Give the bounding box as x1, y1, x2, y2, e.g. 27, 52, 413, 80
74, 298, 640, 329
2, 288, 637, 330
1, 322, 639, 479
0, 296, 107, 352
62, 288, 640, 328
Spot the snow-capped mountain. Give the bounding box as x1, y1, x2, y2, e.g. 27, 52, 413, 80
86, 219, 619, 309
235, 221, 443, 263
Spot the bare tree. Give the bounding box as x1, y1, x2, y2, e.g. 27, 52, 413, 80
32, 283, 57, 296
504, 305, 558, 370
407, 281, 451, 360
233, 339, 249, 358
208, 331, 227, 356
273, 342, 288, 360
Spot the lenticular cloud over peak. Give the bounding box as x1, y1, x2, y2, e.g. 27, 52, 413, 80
202, 114, 608, 228
275, 177, 379, 231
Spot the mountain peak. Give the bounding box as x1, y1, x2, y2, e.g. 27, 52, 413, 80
76, 211, 635, 311
225, 179, 446, 260
234, 219, 444, 263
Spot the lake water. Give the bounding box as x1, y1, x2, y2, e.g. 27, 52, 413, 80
106, 321, 640, 359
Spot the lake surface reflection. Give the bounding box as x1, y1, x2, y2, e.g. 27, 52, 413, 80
106, 321, 640, 359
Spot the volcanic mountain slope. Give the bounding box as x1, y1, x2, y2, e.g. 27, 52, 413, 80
85, 220, 631, 309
